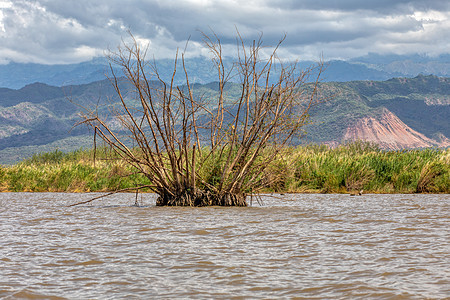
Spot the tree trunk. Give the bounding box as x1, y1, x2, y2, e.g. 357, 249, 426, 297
156, 189, 247, 206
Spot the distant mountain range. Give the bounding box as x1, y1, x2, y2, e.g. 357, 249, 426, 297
0, 74, 448, 164
1, 54, 449, 89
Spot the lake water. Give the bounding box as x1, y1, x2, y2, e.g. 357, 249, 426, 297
0, 193, 448, 299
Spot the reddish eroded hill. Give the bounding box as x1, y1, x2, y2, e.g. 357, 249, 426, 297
343, 109, 449, 150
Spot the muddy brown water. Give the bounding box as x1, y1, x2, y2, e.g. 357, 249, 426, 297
0, 193, 448, 299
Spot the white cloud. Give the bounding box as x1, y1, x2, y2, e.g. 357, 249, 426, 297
0, 0, 12, 32
0, 0, 449, 64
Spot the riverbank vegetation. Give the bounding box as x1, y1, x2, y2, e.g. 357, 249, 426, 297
1, 142, 448, 194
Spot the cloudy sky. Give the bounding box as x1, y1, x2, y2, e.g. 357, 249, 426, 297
0, 0, 449, 64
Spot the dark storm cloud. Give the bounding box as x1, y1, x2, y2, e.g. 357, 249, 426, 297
0, 0, 448, 64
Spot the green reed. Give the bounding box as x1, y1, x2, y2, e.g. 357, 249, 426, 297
271, 142, 449, 194
0, 142, 448, 193
0, 148, 150, 192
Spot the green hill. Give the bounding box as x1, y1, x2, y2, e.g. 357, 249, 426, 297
0, 75, 448, 164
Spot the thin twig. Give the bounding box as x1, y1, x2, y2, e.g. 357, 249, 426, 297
67, 185, 154, 207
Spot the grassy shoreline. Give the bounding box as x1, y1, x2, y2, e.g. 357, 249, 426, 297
1, 142, 448, 194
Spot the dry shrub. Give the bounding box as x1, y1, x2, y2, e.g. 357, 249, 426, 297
75, 31, 325, 206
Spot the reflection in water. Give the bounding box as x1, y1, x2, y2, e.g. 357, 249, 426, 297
0, 193, 448, 298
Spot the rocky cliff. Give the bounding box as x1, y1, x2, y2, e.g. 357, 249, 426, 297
343, 109, 448, 149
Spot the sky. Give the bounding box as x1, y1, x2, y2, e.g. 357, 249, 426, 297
0, 0, 449, 64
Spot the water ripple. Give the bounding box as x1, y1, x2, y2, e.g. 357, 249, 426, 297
0, 193, 448, 299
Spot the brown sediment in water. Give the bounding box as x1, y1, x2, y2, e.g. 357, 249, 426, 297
1, 193, 448, 299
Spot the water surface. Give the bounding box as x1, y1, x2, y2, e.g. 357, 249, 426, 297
0, 193, 448, 299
